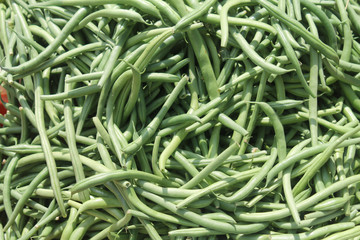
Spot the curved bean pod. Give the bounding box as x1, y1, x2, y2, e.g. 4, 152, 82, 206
217, 147, 277, 203
3, 7, 89, 74
71, 170, 180, 194
74, 9, 147, 31
122, 75, 188, 154
266, 137, 360, 185
257, 0, 339, 63
30, 0, 161, 19
137, 187, 268, 234
236, 174, 360, 222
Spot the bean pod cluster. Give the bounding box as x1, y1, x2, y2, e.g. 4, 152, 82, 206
1, 0, 360, 239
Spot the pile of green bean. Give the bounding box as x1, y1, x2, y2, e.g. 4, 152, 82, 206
1, 0, 360, 239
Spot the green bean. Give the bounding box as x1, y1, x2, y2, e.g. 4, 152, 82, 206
218, 113, 249, 136
236, 174, 360, 222
120, 68, 140, 124
126, 187, 197, 227
27, 24, 54, 46
301, 0, 337, 50
242, 78, 267, 150
174, 0, 216, 31
177, 166, 261, 208
160, 114, 201, 128
272, 19, 315, 97
159, 129, 189, 172
3, 157, 20, 219
2, 0, 360, 237
134, 29, 174, 73
74, 9, 147, 31
168, 228, 223, 237
12, 2, 35, 98
267, 100, 304, 110
42, 71, 61, 126
274, 209, 344, 229
13, 30, 45, 53
142, 73, 180, 83
0, 4, 9, 55
323, 59, 360, 87
347, 3, 360, 35
203, 13, 276, 35
0, 183, 48, 213
257, 0, 339, 63
182, 150, 268, 168
69, 216, 99, 240
137, 180, 200, 199
17, 151, 110, 174
230, 27, 290, 75
312, 196, 351, 211
323, 225, 360, 240
71, 169, 180, 194
31, 0, 161, 19
266, 135, 360, 185
167, 58, 191, 76
202, 33, 220, 78
254, 102, 287, 161
68, 200, 117, 223
122, 75, 188, 154
314, 170, 326, 193
147, 53, 185, 72
18, 203, 69, 240
15, 43, 105, 80
147, 0, 181, 24
235, 222, 355, 240
4, 7, 89, 75
137, 187, 268, 234
216, 147, 277, 203
180, 142, 239, 189
40, 84, 101, 101
336, 0, 352, 62
0, 114, 14, 128
15, 110, 28, 142
220, 0, 257, 47
64, 82, 90, 202
1, 102, 20, 119
293, 125, 360, 195
3, 167, 48, 231
284, 141, 311, 223
33, 70, 66, 217
105, 75, 130, 164
43, 221, 67, 240
59, 206, 77, 239
58, 131, 96, 146
339, 83, 360, 113
219, 66, 263, 92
